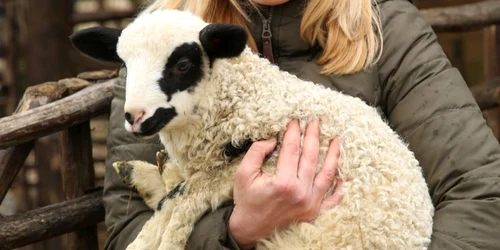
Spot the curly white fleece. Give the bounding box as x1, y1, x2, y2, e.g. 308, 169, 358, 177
118, 9, 434, 250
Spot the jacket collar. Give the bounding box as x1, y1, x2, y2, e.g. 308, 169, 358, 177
240, 0, 411, 62
242, 0, 315, 62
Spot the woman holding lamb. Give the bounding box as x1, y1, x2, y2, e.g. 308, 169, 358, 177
102, 0, 500, 249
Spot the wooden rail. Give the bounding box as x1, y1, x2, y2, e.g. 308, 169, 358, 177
0, 70, 117, 249
420, 0, 500, 32
0, 78, 115, 150
0, 188, 105, 250
0, 77, 94, 203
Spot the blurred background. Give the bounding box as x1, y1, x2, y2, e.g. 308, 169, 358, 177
0, 0, 499, 249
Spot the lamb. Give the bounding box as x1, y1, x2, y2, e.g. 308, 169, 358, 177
70, 9, 434, 250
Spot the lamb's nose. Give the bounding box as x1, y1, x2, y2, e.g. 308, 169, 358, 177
124, 111, 145, 125
124, 112, 134, 125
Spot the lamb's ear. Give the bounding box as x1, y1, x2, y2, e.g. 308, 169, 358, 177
199, 23, 248, 59
70, 27, 122, 63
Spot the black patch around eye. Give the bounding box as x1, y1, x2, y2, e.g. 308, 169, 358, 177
159, 42, 204, 101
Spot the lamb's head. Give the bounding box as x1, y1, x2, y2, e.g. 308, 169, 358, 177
70, 10, 248, 136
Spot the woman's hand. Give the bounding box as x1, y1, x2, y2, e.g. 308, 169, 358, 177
229, 120, 343, 249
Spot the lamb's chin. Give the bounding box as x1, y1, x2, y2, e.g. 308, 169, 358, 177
126, 123, 165, 139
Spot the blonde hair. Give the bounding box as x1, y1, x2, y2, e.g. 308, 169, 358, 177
141, 0, 382, 75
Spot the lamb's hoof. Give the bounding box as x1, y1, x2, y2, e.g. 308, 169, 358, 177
112, 161, 134, 187
156, 150, 168, 175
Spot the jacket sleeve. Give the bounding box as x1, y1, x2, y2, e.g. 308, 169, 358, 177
377, 1, 500, 249
186, 202, 242, 250
103, 73, 241, 250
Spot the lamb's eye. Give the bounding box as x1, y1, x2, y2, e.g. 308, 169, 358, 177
176, 58, 192, 72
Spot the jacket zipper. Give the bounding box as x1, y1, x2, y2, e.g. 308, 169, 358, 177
256, 6, 275, 63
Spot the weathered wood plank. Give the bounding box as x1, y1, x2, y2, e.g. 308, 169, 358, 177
59, 123, 96, 200
77, 69, 118, 82
484, 26, 500, 80
0, 188, 105, 250
0, 78, 93, 204
421, 0, 500, 32
59, 121, 98, 250
0, 142, 34, 203
0, 79, 115, 149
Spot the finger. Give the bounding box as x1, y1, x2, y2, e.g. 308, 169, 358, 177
297, 119, 320, 183
237, 138, 278, 185
276, 120, 302, 180
320, 178, 343, 211
313, 137, 341, 195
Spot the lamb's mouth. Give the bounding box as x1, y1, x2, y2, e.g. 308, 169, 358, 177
137, 107, 177, 137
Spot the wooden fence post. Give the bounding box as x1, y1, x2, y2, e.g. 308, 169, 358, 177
0, 188, 104, 250
59, 122, 98, 250
482, 25, 500, 140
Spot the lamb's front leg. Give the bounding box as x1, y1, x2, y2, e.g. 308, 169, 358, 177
126, 182, 186, 250
157, 173, 234, 250
125, 202, 174, 250
113, 157, 186, 250
112, 160, 169, 209
112, 154, 184, 210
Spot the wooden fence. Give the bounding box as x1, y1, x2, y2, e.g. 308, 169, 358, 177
0, 0, 500, 249
0, 70, 116, 250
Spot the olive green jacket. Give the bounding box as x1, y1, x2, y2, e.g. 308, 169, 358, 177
103, 0, 500, 249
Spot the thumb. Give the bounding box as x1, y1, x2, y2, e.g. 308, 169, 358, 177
236, 138, 278, 184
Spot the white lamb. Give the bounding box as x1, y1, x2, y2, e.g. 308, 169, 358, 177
70, 9, 434, 250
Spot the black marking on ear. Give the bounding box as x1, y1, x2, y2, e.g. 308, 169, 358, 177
70, 27, 122, 62
223, 139, 253, 161
199, 23, 248, 64
138, 107, 177, 136
159, 42, 204, 101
